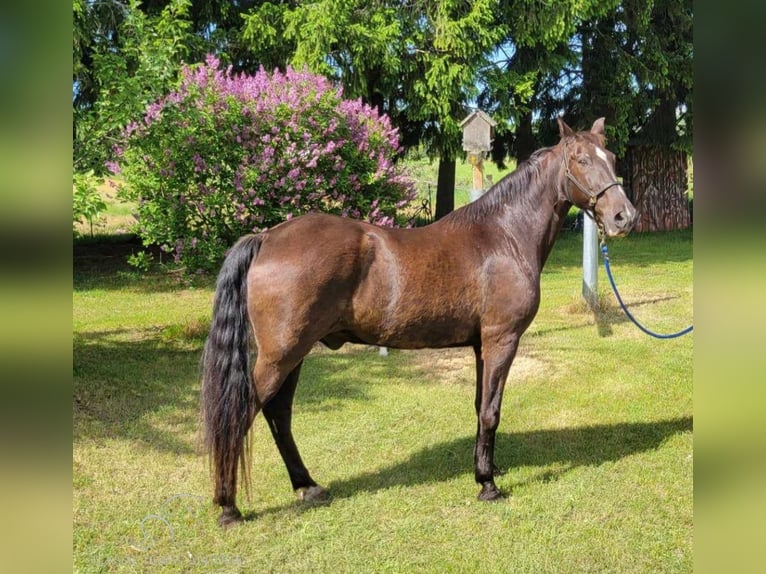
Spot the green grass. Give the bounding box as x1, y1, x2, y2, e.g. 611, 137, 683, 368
73, 229, 692, 573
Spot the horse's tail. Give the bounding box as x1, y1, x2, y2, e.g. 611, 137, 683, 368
201, 234, 262, 505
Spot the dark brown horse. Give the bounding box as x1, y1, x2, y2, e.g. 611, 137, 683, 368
201, 117, 637, 527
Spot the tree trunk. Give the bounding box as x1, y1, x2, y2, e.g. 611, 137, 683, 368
435, 156, 456, 220
623, 145, 690, 232
513, 110, 537, 163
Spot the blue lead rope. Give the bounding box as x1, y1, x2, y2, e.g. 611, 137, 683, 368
601, 243, 693, 339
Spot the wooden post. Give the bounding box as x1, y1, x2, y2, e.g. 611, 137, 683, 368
460, 110, 496, 204
469, 152, 484, 202
582, 213, 599, 309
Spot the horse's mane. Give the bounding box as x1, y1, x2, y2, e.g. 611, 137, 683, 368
444, 146, 557, 225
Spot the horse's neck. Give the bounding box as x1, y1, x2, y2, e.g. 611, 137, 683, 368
538, 197, 572, 267
500, 153, 570, 271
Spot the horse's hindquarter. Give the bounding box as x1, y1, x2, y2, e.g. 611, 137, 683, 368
246, 214, 366, 359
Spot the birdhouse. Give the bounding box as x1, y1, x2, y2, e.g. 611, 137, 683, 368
460, 110, 497, 153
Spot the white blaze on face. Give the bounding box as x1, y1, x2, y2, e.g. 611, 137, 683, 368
595, 145, 618, 181
594, 144, 635, 233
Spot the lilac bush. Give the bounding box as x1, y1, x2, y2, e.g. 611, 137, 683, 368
113, 55, 415, 272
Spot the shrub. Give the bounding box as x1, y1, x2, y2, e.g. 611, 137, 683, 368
113, 55, 416, 273
73, 170, 107, 237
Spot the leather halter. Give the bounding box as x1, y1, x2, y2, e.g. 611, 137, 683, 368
561, 141, 622, 210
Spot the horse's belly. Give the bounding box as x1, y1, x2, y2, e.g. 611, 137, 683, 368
347, 309, 479, 349
377, 329, 477, 350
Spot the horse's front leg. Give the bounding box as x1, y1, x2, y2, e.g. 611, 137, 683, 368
473, 333, 519, 500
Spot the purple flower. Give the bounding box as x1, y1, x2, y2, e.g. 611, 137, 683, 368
105, 161, 121, 175
119, 54, 415, 274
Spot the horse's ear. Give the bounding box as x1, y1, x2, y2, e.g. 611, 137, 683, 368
557, 117, 575, 139
590, 117, 606, 139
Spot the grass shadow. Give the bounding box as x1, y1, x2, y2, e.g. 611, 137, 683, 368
73, 336, 377, 452
296, 349, 384, 409
73, 328, 203, 454
249, 416, 692, 520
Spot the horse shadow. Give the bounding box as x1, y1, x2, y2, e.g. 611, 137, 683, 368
249, 416, 692, 519
327, 416, 692, 497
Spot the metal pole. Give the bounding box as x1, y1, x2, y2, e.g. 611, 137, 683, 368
582, 213, 599, 309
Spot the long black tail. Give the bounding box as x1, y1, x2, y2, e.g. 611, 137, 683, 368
201, 234, 262, 506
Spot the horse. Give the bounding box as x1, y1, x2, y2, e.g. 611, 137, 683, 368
201, 117, 638, 527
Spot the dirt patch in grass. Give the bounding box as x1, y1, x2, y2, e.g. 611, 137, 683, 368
398, 347, 548, 387
401, 347, 474, 384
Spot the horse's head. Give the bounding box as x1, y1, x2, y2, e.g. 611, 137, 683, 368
558, 117, 637, 237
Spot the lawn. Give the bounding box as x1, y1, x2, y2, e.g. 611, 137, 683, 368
73, 221, 692, 573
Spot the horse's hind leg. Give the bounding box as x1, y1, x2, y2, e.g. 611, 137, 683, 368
261, 361, 328, 503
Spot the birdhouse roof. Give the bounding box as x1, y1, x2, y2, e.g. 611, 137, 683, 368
460, 110, 497, 128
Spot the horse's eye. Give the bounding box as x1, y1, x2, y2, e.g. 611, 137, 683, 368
578, 157, 590, 165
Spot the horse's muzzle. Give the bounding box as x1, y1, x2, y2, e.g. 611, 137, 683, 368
604, 201, 638, 237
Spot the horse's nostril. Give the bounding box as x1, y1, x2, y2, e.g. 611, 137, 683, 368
615, 211, 625, 223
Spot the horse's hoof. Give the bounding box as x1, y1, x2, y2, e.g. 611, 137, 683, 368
296, 485, 330, 504
477, 483, 503, 501
218, 506, 244, 529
